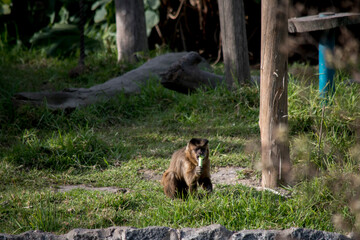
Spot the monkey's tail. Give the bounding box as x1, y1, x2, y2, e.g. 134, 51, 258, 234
161, 171, 178, 199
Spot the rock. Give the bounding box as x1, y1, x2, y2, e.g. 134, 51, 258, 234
179, 224, 233, 240
231, 229, 279, 240
124, 226, 178, 240
64, 227, 125, 240
0, 230, 63, 240
281, 228, 351, 240
0, 225, 352, 240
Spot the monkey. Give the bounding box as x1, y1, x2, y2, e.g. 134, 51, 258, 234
161, 138, 213, 199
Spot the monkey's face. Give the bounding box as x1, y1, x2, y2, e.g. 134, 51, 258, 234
188, 138, 209, 160
195, 146, 207, 158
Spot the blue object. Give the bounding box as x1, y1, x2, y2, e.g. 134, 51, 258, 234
318, 13, 335, 102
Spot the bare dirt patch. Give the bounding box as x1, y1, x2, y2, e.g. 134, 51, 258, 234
56, 167, 289, 197
143, 166, 290, 197
136, 167, 259, 187
138, 169, 162, 181
211, 166, 259, 187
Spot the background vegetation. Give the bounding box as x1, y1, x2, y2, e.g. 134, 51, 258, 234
2, 0, 359, 63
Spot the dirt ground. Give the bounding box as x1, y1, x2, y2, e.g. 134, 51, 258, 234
57, 167, 290, 197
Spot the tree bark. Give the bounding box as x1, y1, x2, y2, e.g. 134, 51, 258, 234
217, 0, 250, 86
260, 0, 291, 188
160, 52, 223, 94
115, 0, 148, 62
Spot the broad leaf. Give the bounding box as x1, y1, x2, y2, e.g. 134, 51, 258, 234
0, 3, 11, 15
147, 0, 160, 10
30, 23, 102, 57
91, 0, 111, 11
145, 9, 159, 36
94, 5, 107, 23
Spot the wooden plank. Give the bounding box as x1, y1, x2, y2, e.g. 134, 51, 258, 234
288, 12, 360, 33
260, 0, 291, 188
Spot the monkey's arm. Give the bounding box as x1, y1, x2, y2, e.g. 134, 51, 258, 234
198, 158, 212, 193
183, 162, 200, 193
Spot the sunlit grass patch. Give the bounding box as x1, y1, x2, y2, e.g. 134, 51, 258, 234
5, 127, 112, 171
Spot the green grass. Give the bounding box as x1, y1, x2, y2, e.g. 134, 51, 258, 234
1, 48, 360, 235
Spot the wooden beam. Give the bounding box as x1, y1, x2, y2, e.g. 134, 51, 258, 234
260, 0, 291, 188
288, 12, 360, 33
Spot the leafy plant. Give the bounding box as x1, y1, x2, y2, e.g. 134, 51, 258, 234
90, 0, 116, 50
0, 0, 11, 15
89, 0, 161, 49
144, 0, 160, 36
30, 23, 101, 57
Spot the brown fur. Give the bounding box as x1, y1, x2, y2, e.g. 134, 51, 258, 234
161, 138, 213, 199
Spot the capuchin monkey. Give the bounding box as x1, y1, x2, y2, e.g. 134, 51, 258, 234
161, 138, 212, 199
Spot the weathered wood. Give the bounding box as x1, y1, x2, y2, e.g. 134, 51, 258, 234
217, 0, 250, 86
13, 52, 221, 110
260, 0, 291, 188
160, 52, 223, 94
288, 12, 360, 33
13, 53, 188, 109
115, 0, 148, 62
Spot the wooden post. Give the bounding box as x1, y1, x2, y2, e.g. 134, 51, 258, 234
260, 0, 290, 188
218, 0, 250, 86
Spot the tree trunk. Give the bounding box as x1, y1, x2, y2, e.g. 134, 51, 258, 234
115, 0, 148, 62
217, 0, 250, 86
260, 0, 291, 188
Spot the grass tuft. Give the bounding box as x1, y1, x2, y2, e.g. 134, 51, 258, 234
5, 127, 111, 171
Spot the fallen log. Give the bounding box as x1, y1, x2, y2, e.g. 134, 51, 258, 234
13, 52, 223, 110
160, 51, 224, 93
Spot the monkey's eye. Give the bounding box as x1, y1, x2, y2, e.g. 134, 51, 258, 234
196, 148, 205, 156
195, 148, 202, 155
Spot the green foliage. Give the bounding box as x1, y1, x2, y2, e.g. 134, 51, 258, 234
0, 0, 11, 15
147, 185, 332, 230
92, 0, 112, 23
5, 127, 111, 171
0, 192, 63, 234
30, 23, 102, 57
88, 0, 161, 49
144, 0, 160, 36
288, 70, 360, 171
90, 0, 116, 51
0, 0, 161, 55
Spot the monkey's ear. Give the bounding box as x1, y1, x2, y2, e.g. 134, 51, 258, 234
189, 138, 201, 146
189, 138, 209, 146
202, 139, 209, 146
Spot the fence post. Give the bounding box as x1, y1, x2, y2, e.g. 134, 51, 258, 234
260, 0, 291, 188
